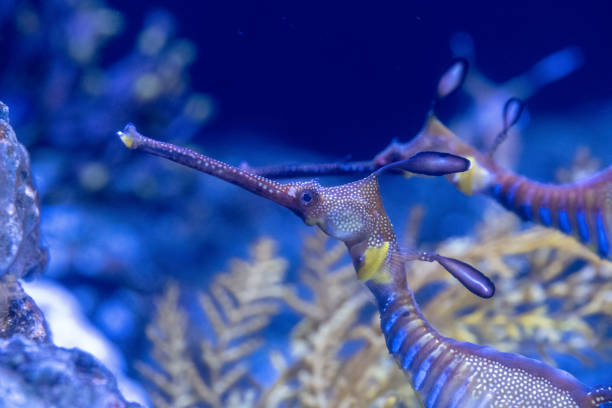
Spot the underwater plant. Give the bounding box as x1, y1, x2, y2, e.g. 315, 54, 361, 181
139, 212, 612, 407
117, 116, 612, 406
136, 238, 293, 407
139, 234, 416, 407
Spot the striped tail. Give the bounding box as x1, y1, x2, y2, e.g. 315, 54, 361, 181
488, 170, 612, 258
377, 291, 600, 408
378, 294, 478, 408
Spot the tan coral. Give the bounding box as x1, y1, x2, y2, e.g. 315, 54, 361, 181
141, 207, 612, 408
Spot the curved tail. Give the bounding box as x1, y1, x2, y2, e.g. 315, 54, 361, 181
588, 386, 612, 406
486, 169, 612, 259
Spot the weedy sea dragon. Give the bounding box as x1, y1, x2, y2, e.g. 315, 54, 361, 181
245, 60, 612, 260
118, 123, 612, 407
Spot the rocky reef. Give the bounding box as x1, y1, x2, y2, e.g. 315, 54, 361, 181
0, 102, 47, 280
0, 103, 139, 408
0, 280, 50, 343
0, 336, 140, 408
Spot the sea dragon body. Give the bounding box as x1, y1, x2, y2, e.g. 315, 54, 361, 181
246, 60, 612, 260
117, 124, 612, 407
374, 114, 612, 259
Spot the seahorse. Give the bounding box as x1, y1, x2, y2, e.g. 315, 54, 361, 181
244, 59, 612, 260
117, 124, 612, 407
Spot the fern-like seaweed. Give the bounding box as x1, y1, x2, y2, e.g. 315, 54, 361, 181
140, 205, 612, 407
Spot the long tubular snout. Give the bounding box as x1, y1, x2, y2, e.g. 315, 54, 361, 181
117, 124, 298, 209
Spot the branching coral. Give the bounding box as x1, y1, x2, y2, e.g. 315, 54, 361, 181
414, 206, 612, 365
141, 206, 612, 408
138, 239, 291, 408
259, 231, 414, 408
140, 234, 422, 407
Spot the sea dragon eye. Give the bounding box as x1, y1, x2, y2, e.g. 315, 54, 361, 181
300, 190, 316, 206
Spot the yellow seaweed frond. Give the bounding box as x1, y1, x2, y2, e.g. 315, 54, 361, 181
139, 238, 291, 408
261, 230, 420, 408
416, 204, 612, 365
141, 231, 423, 408
136, 283, 212, 408
140, 206, 611, 407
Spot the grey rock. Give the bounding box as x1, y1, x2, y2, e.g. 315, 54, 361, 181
0, 336, 142, 408
0, 102, 141, 407
0, 279, 50, 343
0, 102, 48, 279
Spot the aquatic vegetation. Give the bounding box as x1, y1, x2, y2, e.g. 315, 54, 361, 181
414, 207, 612, 364
137, 239, 291, 408
2, 0, 211, 150
141, 212, 612, 407
140, 235, 417, 407
3, 1, 610, 406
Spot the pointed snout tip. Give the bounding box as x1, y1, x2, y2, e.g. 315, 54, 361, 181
117, 123, 140, 149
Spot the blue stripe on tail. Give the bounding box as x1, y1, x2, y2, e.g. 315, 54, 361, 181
448, 380, 469, 408
389, 328, 409, 354
558, 209, 571, 233
492, 183, 502, 198
382, 305, 408, 334
576, 209, 589, 243
402, 337, 426, 370
539, 206, 552, 226
414, 353, 436, 390
504, 181, 520, 206
520, 202, 532, 221
596, 213, 609, 257
426, 360, 457, 408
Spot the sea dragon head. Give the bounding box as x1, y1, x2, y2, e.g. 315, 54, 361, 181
117, 123, 494, 298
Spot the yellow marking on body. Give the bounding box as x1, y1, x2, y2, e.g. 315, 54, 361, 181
381, 396, 397, 408
118, 132, 135, 149
357, 241, 390, 282
451, 156, 491, 195
453, 156, 476, 194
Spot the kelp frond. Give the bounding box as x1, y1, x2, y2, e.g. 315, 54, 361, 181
416, 206, 612, 365
138, 239, 291, 408
140, 207, 612, 407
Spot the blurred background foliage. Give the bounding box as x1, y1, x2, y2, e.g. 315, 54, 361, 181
1, 0, 612, 406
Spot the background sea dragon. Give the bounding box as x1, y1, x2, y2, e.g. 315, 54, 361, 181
245, 60, 612, 260
118, 123, 612, 407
